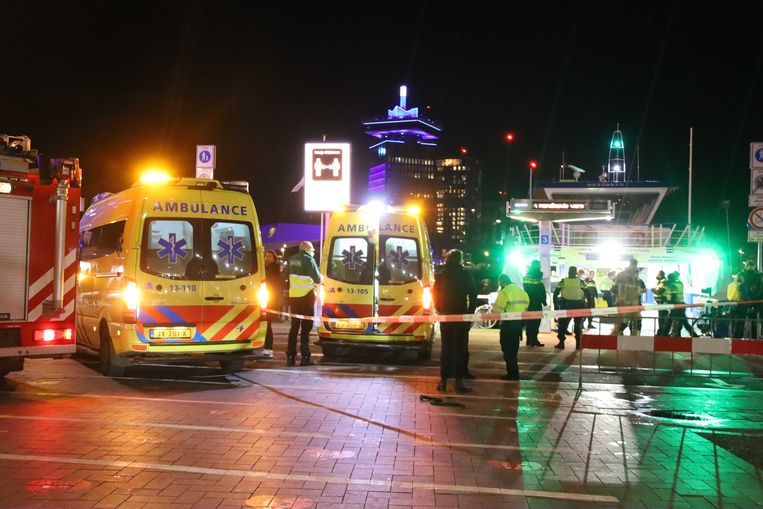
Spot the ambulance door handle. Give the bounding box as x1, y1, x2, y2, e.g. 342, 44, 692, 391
205, 296, 224, 301
379, 297, 394, 302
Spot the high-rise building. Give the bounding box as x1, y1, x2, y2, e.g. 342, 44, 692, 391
363, 86, 482, 247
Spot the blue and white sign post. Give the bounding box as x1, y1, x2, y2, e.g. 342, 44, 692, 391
749, 143, 763, 266
196, 145, 216, 179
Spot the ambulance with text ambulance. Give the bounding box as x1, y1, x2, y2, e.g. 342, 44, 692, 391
76, 174, 268, 375
318, 204, 434, 359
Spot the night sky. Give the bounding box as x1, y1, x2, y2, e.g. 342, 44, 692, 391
3, 1, 762, 257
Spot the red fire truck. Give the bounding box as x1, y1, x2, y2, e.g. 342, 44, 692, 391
0, 134, 81, 378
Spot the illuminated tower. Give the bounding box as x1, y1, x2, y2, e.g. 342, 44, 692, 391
363, 85, 441, 197
607, 124, 626, 183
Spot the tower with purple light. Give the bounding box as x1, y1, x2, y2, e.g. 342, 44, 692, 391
363, 86, 481, 248
363, 85, 441, 199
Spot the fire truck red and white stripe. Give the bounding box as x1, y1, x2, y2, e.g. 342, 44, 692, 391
27, 249, 78, 322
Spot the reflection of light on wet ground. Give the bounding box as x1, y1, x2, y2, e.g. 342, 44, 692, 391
25, 478, 91, 494
488, 459, 543, 472
302, 448, 356, 459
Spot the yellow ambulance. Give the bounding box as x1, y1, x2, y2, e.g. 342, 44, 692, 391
76, 174, 268, 375
318, 203, 434, 360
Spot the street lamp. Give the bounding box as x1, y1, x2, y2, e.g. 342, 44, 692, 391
529, 160, 538, 200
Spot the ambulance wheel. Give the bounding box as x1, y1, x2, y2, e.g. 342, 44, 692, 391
219, 358, 245, 374
99, 324, 126, 377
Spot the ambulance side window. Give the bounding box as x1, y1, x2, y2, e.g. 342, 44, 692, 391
79, 228, 100, 261
98, 221, 126, 257
380, 236, 420, 285
142, 219, 195, 280
328, 237, 371, 285
209, 221, 256, 277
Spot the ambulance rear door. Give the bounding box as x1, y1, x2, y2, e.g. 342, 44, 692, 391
376, 213, 425, 335
322, 220, 374, 334
199, 190, 262, 344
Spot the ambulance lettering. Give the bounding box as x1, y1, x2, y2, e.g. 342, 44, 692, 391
381, 223, 415, 234
337, 224, 373, 233
152, 202, 247, 216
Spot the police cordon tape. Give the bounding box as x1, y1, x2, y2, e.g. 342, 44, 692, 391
264, 299, 760, 325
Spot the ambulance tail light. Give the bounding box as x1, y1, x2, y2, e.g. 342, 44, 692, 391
257, 281, 269, 310
122, 280, 139, 322
34, 328, 74, 345
422, 286, 432, 312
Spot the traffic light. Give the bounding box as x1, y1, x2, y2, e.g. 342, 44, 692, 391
460, 147, 468, 155
505, 132, 515, 142
529, 160, 538, 170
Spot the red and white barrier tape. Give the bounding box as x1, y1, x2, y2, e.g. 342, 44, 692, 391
582, 334, 763, 355
264, 299, 758, 325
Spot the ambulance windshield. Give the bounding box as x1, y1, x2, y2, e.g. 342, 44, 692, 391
328, 237, 372, 285
379, 237, 421, 285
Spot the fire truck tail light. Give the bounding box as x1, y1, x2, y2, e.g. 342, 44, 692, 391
257, 281, 269, 310
124, 281, 139, 310
34, 328, 74, 343
422, 286, 432, 311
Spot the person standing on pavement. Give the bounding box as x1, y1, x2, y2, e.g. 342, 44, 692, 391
284, 241, 323, 367
741, 261, 762, 338
584, 270, 598, 329
431, 249, 477, 393
612, 258, 642, 336
664, 271, 699, 337
553, 266, 587, 350
523, 260, 546, 347
492, 274, 530, 381
600, 271, 616, 307
727, 273, 746, 338
262, 250, 282, 358
652, 270, 670, 336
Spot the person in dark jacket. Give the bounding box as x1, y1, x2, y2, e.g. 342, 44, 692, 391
431, 249, 477, 393
262, 250, 282, 358
522, 260, 546, 347
584, 270, 598, 329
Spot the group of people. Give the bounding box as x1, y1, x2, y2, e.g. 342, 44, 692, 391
726, 260, 762, 338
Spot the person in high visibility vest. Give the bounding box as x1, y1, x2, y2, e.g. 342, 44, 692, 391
599, 270, 616, 307
612, 258, 643, 336
553, 266, 586, 350
285, 241, 323, 366
665, 271, 699, 337
727, 273, 746, 338
492, 274, 530, 381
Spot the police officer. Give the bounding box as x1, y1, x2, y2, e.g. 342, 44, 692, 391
284, 241, 323, 366
492, 274, 530, 381
652, 270, 670, 335
522, 260, 546, 347
664, 271, 699, 337
553, 266, 587, 350
600, 271, 616, 307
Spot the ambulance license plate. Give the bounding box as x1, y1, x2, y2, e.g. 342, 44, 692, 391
149, 328, 192, 339
332, 319, 365, 330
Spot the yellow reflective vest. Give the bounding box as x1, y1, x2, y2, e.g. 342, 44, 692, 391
557, 276, 586, 301
286, 251, 322, 298
492, 283, 530, 313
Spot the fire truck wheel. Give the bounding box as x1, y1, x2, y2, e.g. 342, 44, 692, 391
99, 324, 126, 377
219, 358, 244, 374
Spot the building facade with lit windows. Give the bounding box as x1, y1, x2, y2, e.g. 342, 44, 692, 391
363, 86, 482, 249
